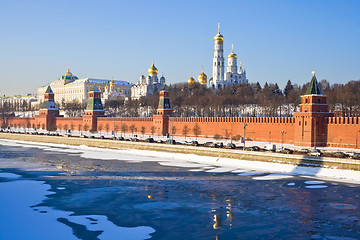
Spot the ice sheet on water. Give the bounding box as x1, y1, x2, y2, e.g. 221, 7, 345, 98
205, 167, 238, 173
287, 182, 296, 186
0, 177, 155, 240
237, 172, 266, 176
253, 174, 293, 181
0, 172, 21, 179
305, 185, 328, 189
304, 180, 325, 185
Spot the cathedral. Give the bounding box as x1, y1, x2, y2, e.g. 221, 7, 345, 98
209, 24, 248, 89
131, 62, 166, 99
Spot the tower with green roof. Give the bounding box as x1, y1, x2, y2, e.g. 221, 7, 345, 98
294, 71, 334, 147
83, 85, 105, 132
153, 85, 172, 136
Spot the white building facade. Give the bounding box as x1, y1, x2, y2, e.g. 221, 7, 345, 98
209, 24, 248, 89
131, 62, 166, 99
37, 69, 131, 105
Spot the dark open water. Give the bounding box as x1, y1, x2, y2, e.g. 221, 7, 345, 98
0, 140, 359, 240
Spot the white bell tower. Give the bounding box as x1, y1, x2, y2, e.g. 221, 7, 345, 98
212, 23, 225, 89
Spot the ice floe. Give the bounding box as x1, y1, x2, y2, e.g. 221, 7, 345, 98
253, 174, 293, 181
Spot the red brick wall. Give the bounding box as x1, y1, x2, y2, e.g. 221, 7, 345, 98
327, 117, 360, 148
169, 117, 295, 144
97, 117, 154, 136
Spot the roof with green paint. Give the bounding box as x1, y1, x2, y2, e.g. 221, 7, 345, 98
305, 73, 322, 95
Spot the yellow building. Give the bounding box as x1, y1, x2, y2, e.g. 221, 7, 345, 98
37, 69, 132, 105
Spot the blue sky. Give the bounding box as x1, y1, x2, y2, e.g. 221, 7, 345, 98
1, 0, 359, 96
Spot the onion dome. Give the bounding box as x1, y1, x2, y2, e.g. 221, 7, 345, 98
148, 61, 158, 75
209, 77, 213, 83
58, 68, 78, 81
198, 68, 207, 84
228, 44, 237, 58
188, 76, 195, 84
214, 23, 224, 44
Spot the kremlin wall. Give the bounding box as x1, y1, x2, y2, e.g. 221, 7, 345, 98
3, 72, 360, 149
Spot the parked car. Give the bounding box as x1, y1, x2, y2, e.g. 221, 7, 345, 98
117, 136, 124, 140
331, 152, 348, 158
89, 136, 95, 139
100, 136, 105, 139
190, 141, 199, 146
224, 143, 236, 149
165, 139, 176, 144
348, 152, 360, 159
307, 149, 322, 156
203, 142, 214, 147
157, 140, 164, 143
204, 142, 218, 148
130, 138, 139, 142
298, 148, 310, 153
245, 146, 260, 151
216, 142, 224, 148
276, 147, 293, 154
145, 137, 155, 143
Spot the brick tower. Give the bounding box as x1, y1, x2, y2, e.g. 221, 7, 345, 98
153, 86, 172, 136
36, 86, 60, 131
82, 85, 105, 132
294, 72, 333, 147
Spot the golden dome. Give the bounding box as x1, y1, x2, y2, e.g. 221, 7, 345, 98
198, 68, 207, 84
228, 52, 237, 58
214, 23, 224, 43
228, 44, 237, 58
188, 76, 195, 84
64, 68, 72, 76
148, 61, 158, 75
110, 80, 115, 86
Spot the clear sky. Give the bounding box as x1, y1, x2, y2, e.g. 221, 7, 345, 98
1, 0, 359, 96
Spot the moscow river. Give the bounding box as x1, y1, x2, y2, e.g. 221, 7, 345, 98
0, 140, 359, 240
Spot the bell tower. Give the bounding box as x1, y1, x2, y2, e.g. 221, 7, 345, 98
294, 72, 333, 147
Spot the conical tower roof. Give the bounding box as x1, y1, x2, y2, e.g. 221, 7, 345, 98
305, 71, 322, 95
45, 85, 54, 94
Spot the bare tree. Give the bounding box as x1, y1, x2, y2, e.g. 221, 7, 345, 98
182, 125, 190, 139
151, 126, 156, 136
193, 124, 201, 140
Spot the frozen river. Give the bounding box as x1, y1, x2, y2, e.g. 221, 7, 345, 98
0, 140, 359, 239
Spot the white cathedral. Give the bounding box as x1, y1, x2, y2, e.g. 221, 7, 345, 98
131, 61, 166, 99
209, 24, 248, 89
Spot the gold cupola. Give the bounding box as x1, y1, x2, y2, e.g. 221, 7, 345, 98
214, 23, 224, 44
228, 44, 237, 58
148, 61, 158, 75
110, 79, 116, 86
188, 76, 195, 84
198, 67, 207, 84
65, 68, 72, 76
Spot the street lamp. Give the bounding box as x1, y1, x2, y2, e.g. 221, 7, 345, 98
243, 123, 248, 150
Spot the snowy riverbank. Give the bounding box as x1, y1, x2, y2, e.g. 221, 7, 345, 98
1, 137, 360, 185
